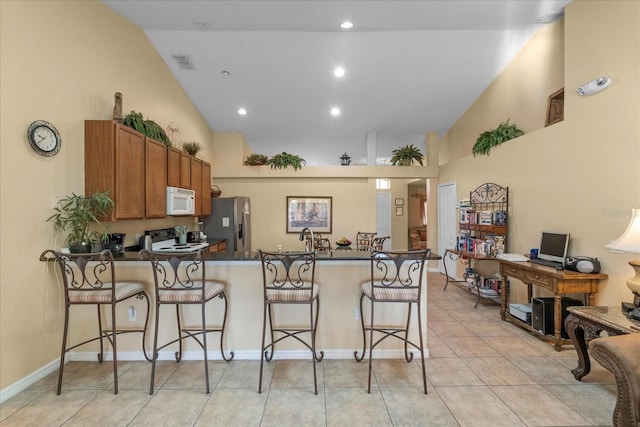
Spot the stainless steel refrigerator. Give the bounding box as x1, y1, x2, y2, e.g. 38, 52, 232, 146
203, 197, 251, 253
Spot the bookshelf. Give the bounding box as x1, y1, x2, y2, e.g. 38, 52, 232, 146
457, 182, 508, 256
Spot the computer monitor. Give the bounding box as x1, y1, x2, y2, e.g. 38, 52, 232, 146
538, 232, 570, 263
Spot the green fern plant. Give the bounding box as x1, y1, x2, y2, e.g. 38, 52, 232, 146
267, 152, 306, 171
472, 119, 524, 157
123, 111, 172, 147
390, 144, 425, 166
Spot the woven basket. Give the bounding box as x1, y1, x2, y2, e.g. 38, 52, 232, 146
211, 185, 222, 198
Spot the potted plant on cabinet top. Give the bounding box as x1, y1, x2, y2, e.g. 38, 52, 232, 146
390, 144, 425, 166
47, 191, 114, 253
472, 119, 524, 157
122, 110, 172, 147
182, 141, 201, 156
267, 152, 306, 170
244, 153, 269, 166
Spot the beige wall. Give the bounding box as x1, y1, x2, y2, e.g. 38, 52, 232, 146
438, 0, 640, 305
0, 0, 214, 390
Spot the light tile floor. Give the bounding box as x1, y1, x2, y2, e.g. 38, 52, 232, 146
0, 273, 617, 426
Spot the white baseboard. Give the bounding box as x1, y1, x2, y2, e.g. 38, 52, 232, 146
0, 347, 429, 403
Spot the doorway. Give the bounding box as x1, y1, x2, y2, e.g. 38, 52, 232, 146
438, 182, 457, 276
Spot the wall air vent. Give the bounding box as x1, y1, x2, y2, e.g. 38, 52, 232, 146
172, 55, 196, 70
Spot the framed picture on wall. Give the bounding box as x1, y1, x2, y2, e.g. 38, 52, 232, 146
395, 198, 404, 206
286, 196, 333, 233
396, 207, 404, 216
545, 88, 564, 126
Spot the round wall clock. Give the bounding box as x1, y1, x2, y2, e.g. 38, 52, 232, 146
27, 120, 61, 156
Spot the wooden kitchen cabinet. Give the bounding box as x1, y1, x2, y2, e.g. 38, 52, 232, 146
180, 152, 191, 188
85, 120, 145, 220
145, 137, 168, 218
201, 161, 212, 216
190, 157, 203, 216
209, 240, 227, 252
167, 147, 181, 188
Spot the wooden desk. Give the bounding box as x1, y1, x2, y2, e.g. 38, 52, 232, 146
499, 259, 607, 351
564, 306, 639, 380
443, 249, 500, 308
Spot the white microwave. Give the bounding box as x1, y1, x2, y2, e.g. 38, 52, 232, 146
166, 186, 195, 216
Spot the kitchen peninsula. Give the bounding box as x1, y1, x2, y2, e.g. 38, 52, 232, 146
72, 250, 440, 359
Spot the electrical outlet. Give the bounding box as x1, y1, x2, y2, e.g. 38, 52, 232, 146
128, 306, 136, 321
355, 308, 361, 320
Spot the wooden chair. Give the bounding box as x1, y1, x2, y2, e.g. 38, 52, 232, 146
258, 250, 324, 394
356, 232, 377, 251
139, 249, 234, 394
354, 249, 430, 393
40, 249, 151, 395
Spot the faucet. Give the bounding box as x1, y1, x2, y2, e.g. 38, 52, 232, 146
299, 227, 314, 252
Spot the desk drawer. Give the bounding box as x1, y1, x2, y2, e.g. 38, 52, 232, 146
525, 270, 551, 287
502, 264, 525, 280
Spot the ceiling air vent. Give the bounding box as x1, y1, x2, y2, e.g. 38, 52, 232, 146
531, 11, 564, 24
172, 54, 196, 70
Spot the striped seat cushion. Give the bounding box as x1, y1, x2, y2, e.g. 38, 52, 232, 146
158, 281, 225, 303
361, 281, 418, 301
266, 282, 318, 302
68, 282, 144, 303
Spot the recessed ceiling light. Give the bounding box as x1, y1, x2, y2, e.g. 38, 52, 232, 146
331, 107, 340, 116
340, 21, 353, 29
334, 67, 345, 78
238, 108, 247, 116
221, 70, 231, 78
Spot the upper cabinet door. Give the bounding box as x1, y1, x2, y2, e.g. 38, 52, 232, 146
167, 147, 181, 188
85, 120, 145, 220
180, 152, 191, 188
201, 161, 212, 216
190, 157, 203, 216
146, 137, 168, 218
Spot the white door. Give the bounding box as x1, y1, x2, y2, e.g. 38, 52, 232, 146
438, 182, 457, 275
376, 192, 391, 250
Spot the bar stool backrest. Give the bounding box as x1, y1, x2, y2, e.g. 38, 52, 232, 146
259, 250, 317, 302
369, 249, 430, 301
44, 250, 117, 299
357, 232, 377, 251
140, 249, 206, 297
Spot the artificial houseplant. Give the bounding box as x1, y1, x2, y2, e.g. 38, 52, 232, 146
123, 110, 172, 147
244, 153, 269, 166
472, 119, 524, 156
267, 152, 306, 170
47, 191, 114, 253
390, 144, 425, 166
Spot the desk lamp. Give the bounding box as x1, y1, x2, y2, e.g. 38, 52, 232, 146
606, 208, 640, 318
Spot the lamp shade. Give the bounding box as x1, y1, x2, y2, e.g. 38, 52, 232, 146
606, 208, 640, 254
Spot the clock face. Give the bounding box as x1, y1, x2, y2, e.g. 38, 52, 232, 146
28, 120, 61, 156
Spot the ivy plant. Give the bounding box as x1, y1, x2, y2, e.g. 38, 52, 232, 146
123, 111, 172, 147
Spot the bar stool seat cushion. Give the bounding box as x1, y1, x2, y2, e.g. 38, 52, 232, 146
158, 281, 225, 303
68, 282, 145, 303
361, 281, 418, 301
266, 282, 318, 302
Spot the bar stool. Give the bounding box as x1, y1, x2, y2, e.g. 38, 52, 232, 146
258, 250, 324, 394
356, 231, 377, 251
370, 235, 390, 251
354, 249, 430, 393
40, 249, 151, 395
139, 249, 234, 395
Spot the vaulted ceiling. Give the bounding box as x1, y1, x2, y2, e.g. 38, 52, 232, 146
103, 0, 569, 165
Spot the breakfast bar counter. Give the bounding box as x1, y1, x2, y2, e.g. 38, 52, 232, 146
51, 249, 440, 361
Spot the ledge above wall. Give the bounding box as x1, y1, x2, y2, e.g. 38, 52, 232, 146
211, 164, 439, 179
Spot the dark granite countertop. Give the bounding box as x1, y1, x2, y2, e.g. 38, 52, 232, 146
113, 249, 441, 262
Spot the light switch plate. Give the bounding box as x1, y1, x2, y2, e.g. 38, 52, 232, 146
222, 217, 230, 227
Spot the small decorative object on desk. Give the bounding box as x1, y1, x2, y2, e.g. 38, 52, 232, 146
336, 237, 352, 247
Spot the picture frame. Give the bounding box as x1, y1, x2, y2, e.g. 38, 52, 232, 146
395, 198, 404, 206
396, 207, 404, 216
545, 87, 564, 127
286, 196, 332, 233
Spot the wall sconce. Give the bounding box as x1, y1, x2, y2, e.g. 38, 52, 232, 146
606, 208, 640, 317
576, 76, 611, 96
340, 152, 351, 166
